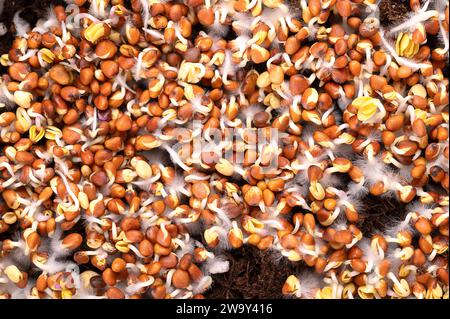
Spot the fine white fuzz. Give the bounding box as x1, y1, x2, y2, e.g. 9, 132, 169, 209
13, 11, 30, 37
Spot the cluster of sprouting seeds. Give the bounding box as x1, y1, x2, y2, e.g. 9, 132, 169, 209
0, 0, 448, 299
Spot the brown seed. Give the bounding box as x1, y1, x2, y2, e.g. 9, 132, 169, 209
135, 135, 160, 150
244, 186, 262, 206
26, 232, 41, 251
111, 258, 126, 273
412, 249, 426, 266
73, 251, 89, 264
285, 36, 301, 55
179, 254, 193, 271
159, 253, 178, 269
415, 217, 432, 235
102, 268, 117, 286
418, 236, 433, 254
350, 259, 367, 273
411, 164, 426, 179
334, 39, 348, 55
106, 287, 125, 299
60, 86, 82, 102
396, 140, 418, 156
412, 119, 427, 137
334, 230, 352, 244
125, 230, 144, 243
348, 60, 361, 76
89, 275, 106, 289
197, 7, 214, 26
49, 65, 72, 85
437, 268, 449, 286
397, 66, 413, 78
80, 68, 94, 86
115, 114, 132, 131
156, 228, 172, 247
9, 62, 31, 81
36, 273, 48, 292
269, 65, 284, 84
229, 227, 243, 248
95, 40, 117, 59
280, 234, 298, 249
187, 263, 203, 282
61, 233, 83, 250
101, 60, 119, 78
105, 136, 123, 151
172, 269, 190, 289
263, 188, 275, 206
301, 88, 319, 109
385, 114, 404, 131
369, 75, 387, 91
151, 284, 166, 299
192, 182, 210, 199
184, 47, 201, 62
119, 217, 139, 232
94, 149, 113, 166
139, 239, 154, 257
267, 178, 285, 192
220, 201, 242, 218
169, 4, 183, 21
253, 111, 270, 128
91, 170, 108, 186
373, 51, 387, 66
336, 0, 351, 17
382, 131, 396, 146
251, 45, 270, 63
0, 112, 15, 127
359, 17, 379, 37
334, 55, 349, 69
15, 151, 34, 165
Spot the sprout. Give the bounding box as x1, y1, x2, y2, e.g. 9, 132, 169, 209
113, 72, 136, 94
143, 28, 165, 41
207, 200, 232, 228
283, 272, 322, 299
125, 276, 155, 294
55, 166, 81, 210
192, 275, 213, 294
357, 238, 383, 272
160, 143, 192, 172
437, 15, 449, 55
347, 181, 369, 199
139, 0, 150, 30
219, 50, 235, 85
208, 10, 229, 36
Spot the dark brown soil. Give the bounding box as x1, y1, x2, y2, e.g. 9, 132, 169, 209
357, 195, 408, 236
205, 245, 308, 299
379, 0, 411, 26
